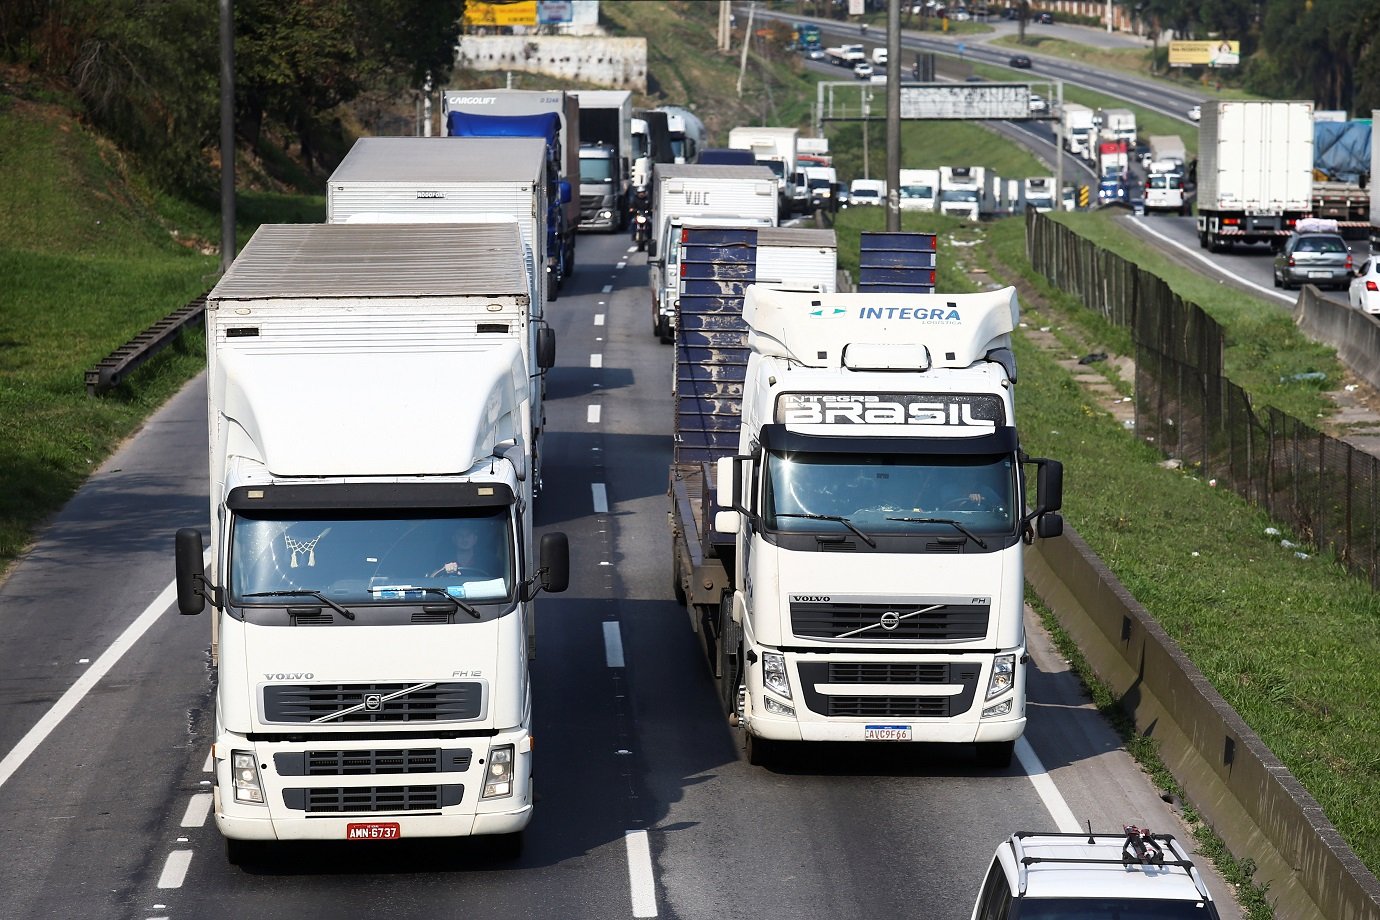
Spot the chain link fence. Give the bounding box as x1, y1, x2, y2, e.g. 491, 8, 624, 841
1027, 209, 1380, 588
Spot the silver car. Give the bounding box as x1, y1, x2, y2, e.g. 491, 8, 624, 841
1272, 232, 1352, 290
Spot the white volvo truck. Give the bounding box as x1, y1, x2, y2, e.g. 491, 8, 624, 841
174, 223, 569, 864
672, 274, 1064, 768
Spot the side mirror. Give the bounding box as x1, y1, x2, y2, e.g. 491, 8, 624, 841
715, 455, 741, 510
175, 528, 207, 615
646, 238, 657, 258
1036, 512, 1064, 539
539, 532, 570, 594
1036, 459, 1064, 513
558, 180, 572, 204
536, 326, 556, 369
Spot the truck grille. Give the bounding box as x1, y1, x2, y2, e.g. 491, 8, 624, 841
790, 600, 990, 641
281, 784, 464, 813
261, 682, 483, 724
274, 748, 473, 776
797, 661, 980, 718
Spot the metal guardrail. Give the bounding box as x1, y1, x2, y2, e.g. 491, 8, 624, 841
85, 294, 207, 396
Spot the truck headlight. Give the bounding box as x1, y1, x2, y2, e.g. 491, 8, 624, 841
482, 744, 515, 799
986, 653, 1016, 700
231, 750, 266, 805
983, 699, 1014, 718
764, 695, 795, 717
761, 652, 792, 699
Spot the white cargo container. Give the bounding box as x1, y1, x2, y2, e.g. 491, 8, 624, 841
1060, 103, 1096, 159
728, 126, 800, 217
648, 164, 777, 341
1196, 100, 1314, 251
1098, 107, 1137, 145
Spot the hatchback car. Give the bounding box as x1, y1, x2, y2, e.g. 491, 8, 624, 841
1009, 54, 1032, 69
1273, 232, 1353, 290
1038, 11, 1054, 23
853, 61, 874, 80
1188, 104, 1201, 122
1349, 258, 1380, 314
1027, 93, 1048, 113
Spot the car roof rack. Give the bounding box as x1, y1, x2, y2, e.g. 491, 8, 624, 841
1010, 829, 1213, 901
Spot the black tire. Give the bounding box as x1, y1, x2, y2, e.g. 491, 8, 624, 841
657, 316, 673, 345
1272, 270, 1282, 289
716, 595, 743, 717
745, 731, 777, 768
671, 551, 687, 606
1197, 230, 1208, 250
225, 837, 266, 867
976, 740, 1015, 769
488, 831, 524, 861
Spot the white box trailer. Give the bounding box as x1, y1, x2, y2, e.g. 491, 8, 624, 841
1196, 100, 1314, 251
898, 168, 941, 212
648, 164, 777, 342
728, 126, 800, 217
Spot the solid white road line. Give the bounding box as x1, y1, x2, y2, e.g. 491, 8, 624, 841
592, 483, 609, 514
590, 353, 603, 368
625, 829, 658, 917
1125, 216, 1295, 304
155, 850, 193, 889
587, 405, 602, 424
603, 622, 625, 668
1016, 737, 1081, 832
180, 792, 213, 828
0, 572, 190, 791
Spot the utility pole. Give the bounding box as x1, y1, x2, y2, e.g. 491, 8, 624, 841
718, 0, 732, 53
885, 0, 901, 231
736, 3, 755, 96
219, 0, 235, 273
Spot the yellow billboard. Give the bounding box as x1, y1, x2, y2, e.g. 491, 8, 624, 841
464, 1, 539, 28
1169, 40, 1240, 68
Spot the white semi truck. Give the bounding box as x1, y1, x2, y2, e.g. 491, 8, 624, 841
1196, 100, 1314, 251
669, 244, 1065, 768
574, 89, 633, 231
938, 166, 991, 221
174, 223, 570, 864
1060, 103, 1096, 159
728, 126, 800, 217
647, 164, 778, 342
898, 168, 941, 212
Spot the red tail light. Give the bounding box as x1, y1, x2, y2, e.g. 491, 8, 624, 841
1367, 281, 1378, 292
1287, 256, 1295, 267
1345, 254, 1354, 271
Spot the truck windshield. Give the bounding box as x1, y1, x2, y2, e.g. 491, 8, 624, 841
579, 157, 614, 183
758, 159, 786, 179
942, 190, 979, 203
763, 452, 1017, 536
229, 509, 515, 607
901, 185, 934, 199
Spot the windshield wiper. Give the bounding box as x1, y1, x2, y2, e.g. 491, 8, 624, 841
414, 586, 482, 620
774, 512, 876, 548
243, 590, 356, 620
885, 517, 989, 549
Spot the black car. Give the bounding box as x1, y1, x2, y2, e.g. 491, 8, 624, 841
1009, 54, 1032, 68
1038, 11, 1054, 23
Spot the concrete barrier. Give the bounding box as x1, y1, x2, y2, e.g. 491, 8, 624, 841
1294, 285, 1380, 393
1027, 527, 1380, 920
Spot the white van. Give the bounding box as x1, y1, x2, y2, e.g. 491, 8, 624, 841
847, 178, 887, 207
1144, 171, 1187, 215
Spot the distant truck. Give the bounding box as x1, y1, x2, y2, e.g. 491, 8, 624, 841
1060, 103, 1096, 160
443, 88, 580, 293
647, 164, 778, 342
728, 126, 800, 217
575, 90, 633, 232
1196, 100, 1314, 251
898, 168, 941, 212
1097, 140, 1129, 178
802, 164, 839, 212
847, 178, 887, 207
938, 166, 991, 221
1311, 117, 1371, 237
1098, 107, 1137, 145
1022, 177, 1056, 212
657, 105, 705, 164
1147, 134, 1187, 171
824, 43, 866, 67
176, 223, 570, 864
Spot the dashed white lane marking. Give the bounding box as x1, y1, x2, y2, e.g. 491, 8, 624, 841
602, 284, 614, 293
626, 829, 658, 917
203, 751, 213, 772
617, 261, 628, 269
626, 246, 638, 254
587, 405, 602, 424
1125, 216, 1294, 304
0, 558, 205, 791
590, 353, 603, 368
595, 313, 605, 326
603, 622, 625, 668
156, 850, 193, 889
180, 792, 213, 828
592, 483, 609, 514
1016, 737, 1080, 832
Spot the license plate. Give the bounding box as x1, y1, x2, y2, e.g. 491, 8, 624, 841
865, 724, 912, 741
346, 822, 401, 840
1308, 271, 1332, 279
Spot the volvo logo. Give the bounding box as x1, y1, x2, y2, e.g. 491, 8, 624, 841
880, 611, 901, 630
363, 694, 383, 711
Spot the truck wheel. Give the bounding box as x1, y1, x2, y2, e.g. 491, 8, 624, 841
225, 837, 266, 867
716, 597, 743, 717
657, 316, 673, 344
745, 731, 777, 768
672, 551, 687, 607
976, 740, 1014, 769
488, 831, 524, 861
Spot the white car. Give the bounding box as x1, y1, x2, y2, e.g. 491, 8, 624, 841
853, 61, 874, 80
1349, 257, 1380, 314
1028, 93, 1048, 114
1188, 104, 1201, 121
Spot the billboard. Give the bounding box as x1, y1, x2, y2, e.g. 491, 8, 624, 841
464, 1, 539, 28
1168, 40, 1240, 68
537, 1, 574, 23
899, 84, 1036, 120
